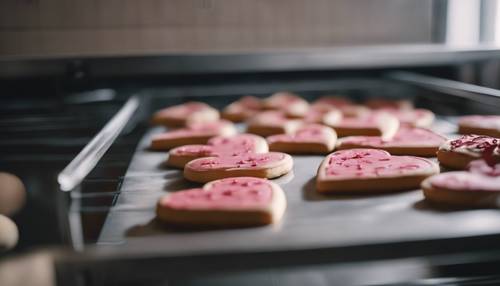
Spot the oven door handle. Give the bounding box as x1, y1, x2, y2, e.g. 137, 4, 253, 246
58, 95, 140, 192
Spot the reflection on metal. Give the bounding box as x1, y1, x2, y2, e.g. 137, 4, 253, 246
3, 45, 500, 78
387, 71, 500, 107
58, 96, 139, 192
65, 89, 116, 105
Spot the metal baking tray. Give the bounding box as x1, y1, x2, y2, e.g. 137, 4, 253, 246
59, 73, 500, 284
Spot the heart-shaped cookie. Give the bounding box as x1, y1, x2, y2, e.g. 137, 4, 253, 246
267, 124, 337, 154
313, 96, 370, 118
184, 152, 293, 183
365, 98, 413, 110
150, 120, 237, 150
222, 96, 263, 122
323, 111, 399, 140
157, 177, 286, 227
422, 160, 500, 208
167, 134, 269, 168
316, 149, 439, 193
381, 108, 435, 127
337, 127, 446, 157
437, 135, 500, 170
458, 115, 500, 138
246, 111, 302, 137
303, 105, 341, 124
262, 91, 310, 118
151, 102, 220, 127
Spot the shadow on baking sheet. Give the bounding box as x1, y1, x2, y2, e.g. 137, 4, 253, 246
126, 217, 266, 237
301, 178, 394, 201
163, 176, 201, 192
412, 199, 487, 212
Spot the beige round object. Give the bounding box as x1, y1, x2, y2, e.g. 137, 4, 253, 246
0, 172, 26, 216
0, 250, 55, 286
0, 215, 19, 251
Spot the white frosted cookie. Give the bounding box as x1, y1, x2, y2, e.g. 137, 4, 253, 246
437, 135, 500, 170
246, 111, 302, 137
157, 177, 286, 227
150, 120, 237, 150
151, 102, 219, 128
167, 134, 268, 168
337, 127, 446, 157
184, 152, 293, 183
316, 149, 439, 193
267, 124, 337, 154
323, 111, 400, 140
458, 115, 500, 138
422, 159, 500, 208
262, 91, 309, 118
222, 96, 262, 122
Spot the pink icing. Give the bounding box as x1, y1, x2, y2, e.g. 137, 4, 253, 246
448, 135, 499, 153
187, 152, 287, 171
313, 97, 353, 108
237, 96, 262, 109
267, 125, 329, 144
225, 96, 262, 115
153, 129, 217, 140
304, 105, 335, 123
322, 149, 434, 179
429, 172, 500, 192
171, 134, 261, 157
340, 128, 446, 147
366, 99, 412, 110
268, 92, 304, 105
153, 121, 231, 140
335, 116, 378, 128
187, 120, 231, 130
160, 177, 273, 210
156, 102, 210, 118
170, 145, 215, 156
382, 109, 433, 125
468, 160, 500, 177
459, 115, 500, 129
251, 111, 291, 125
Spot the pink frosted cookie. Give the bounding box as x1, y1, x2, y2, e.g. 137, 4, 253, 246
184, 152, 293, 183
246, 111, 302, 137
157, 177, 286, 227
267, 124, 337, 154
316, 149, 439, 193
150, 120, 237, 150
167, 134, 269, 168
262, 91, 309, 118
422, 160, 500, 208
382, 108, 435, 127
222, 96, 263, 122
437, 135, 500, 170
312, 96, 369, 118
323, 111, 399, 140
337, 127, 446, 157
365, 98, 414, 110
151, 102, 220, 127
458, 115, 500, 138
303, 105, 341, 124
313, 96, 353, 108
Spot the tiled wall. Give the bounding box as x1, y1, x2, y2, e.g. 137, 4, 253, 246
0, 0, 433, 58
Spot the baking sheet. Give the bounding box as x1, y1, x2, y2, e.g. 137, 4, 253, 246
97, 118, 500, 258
